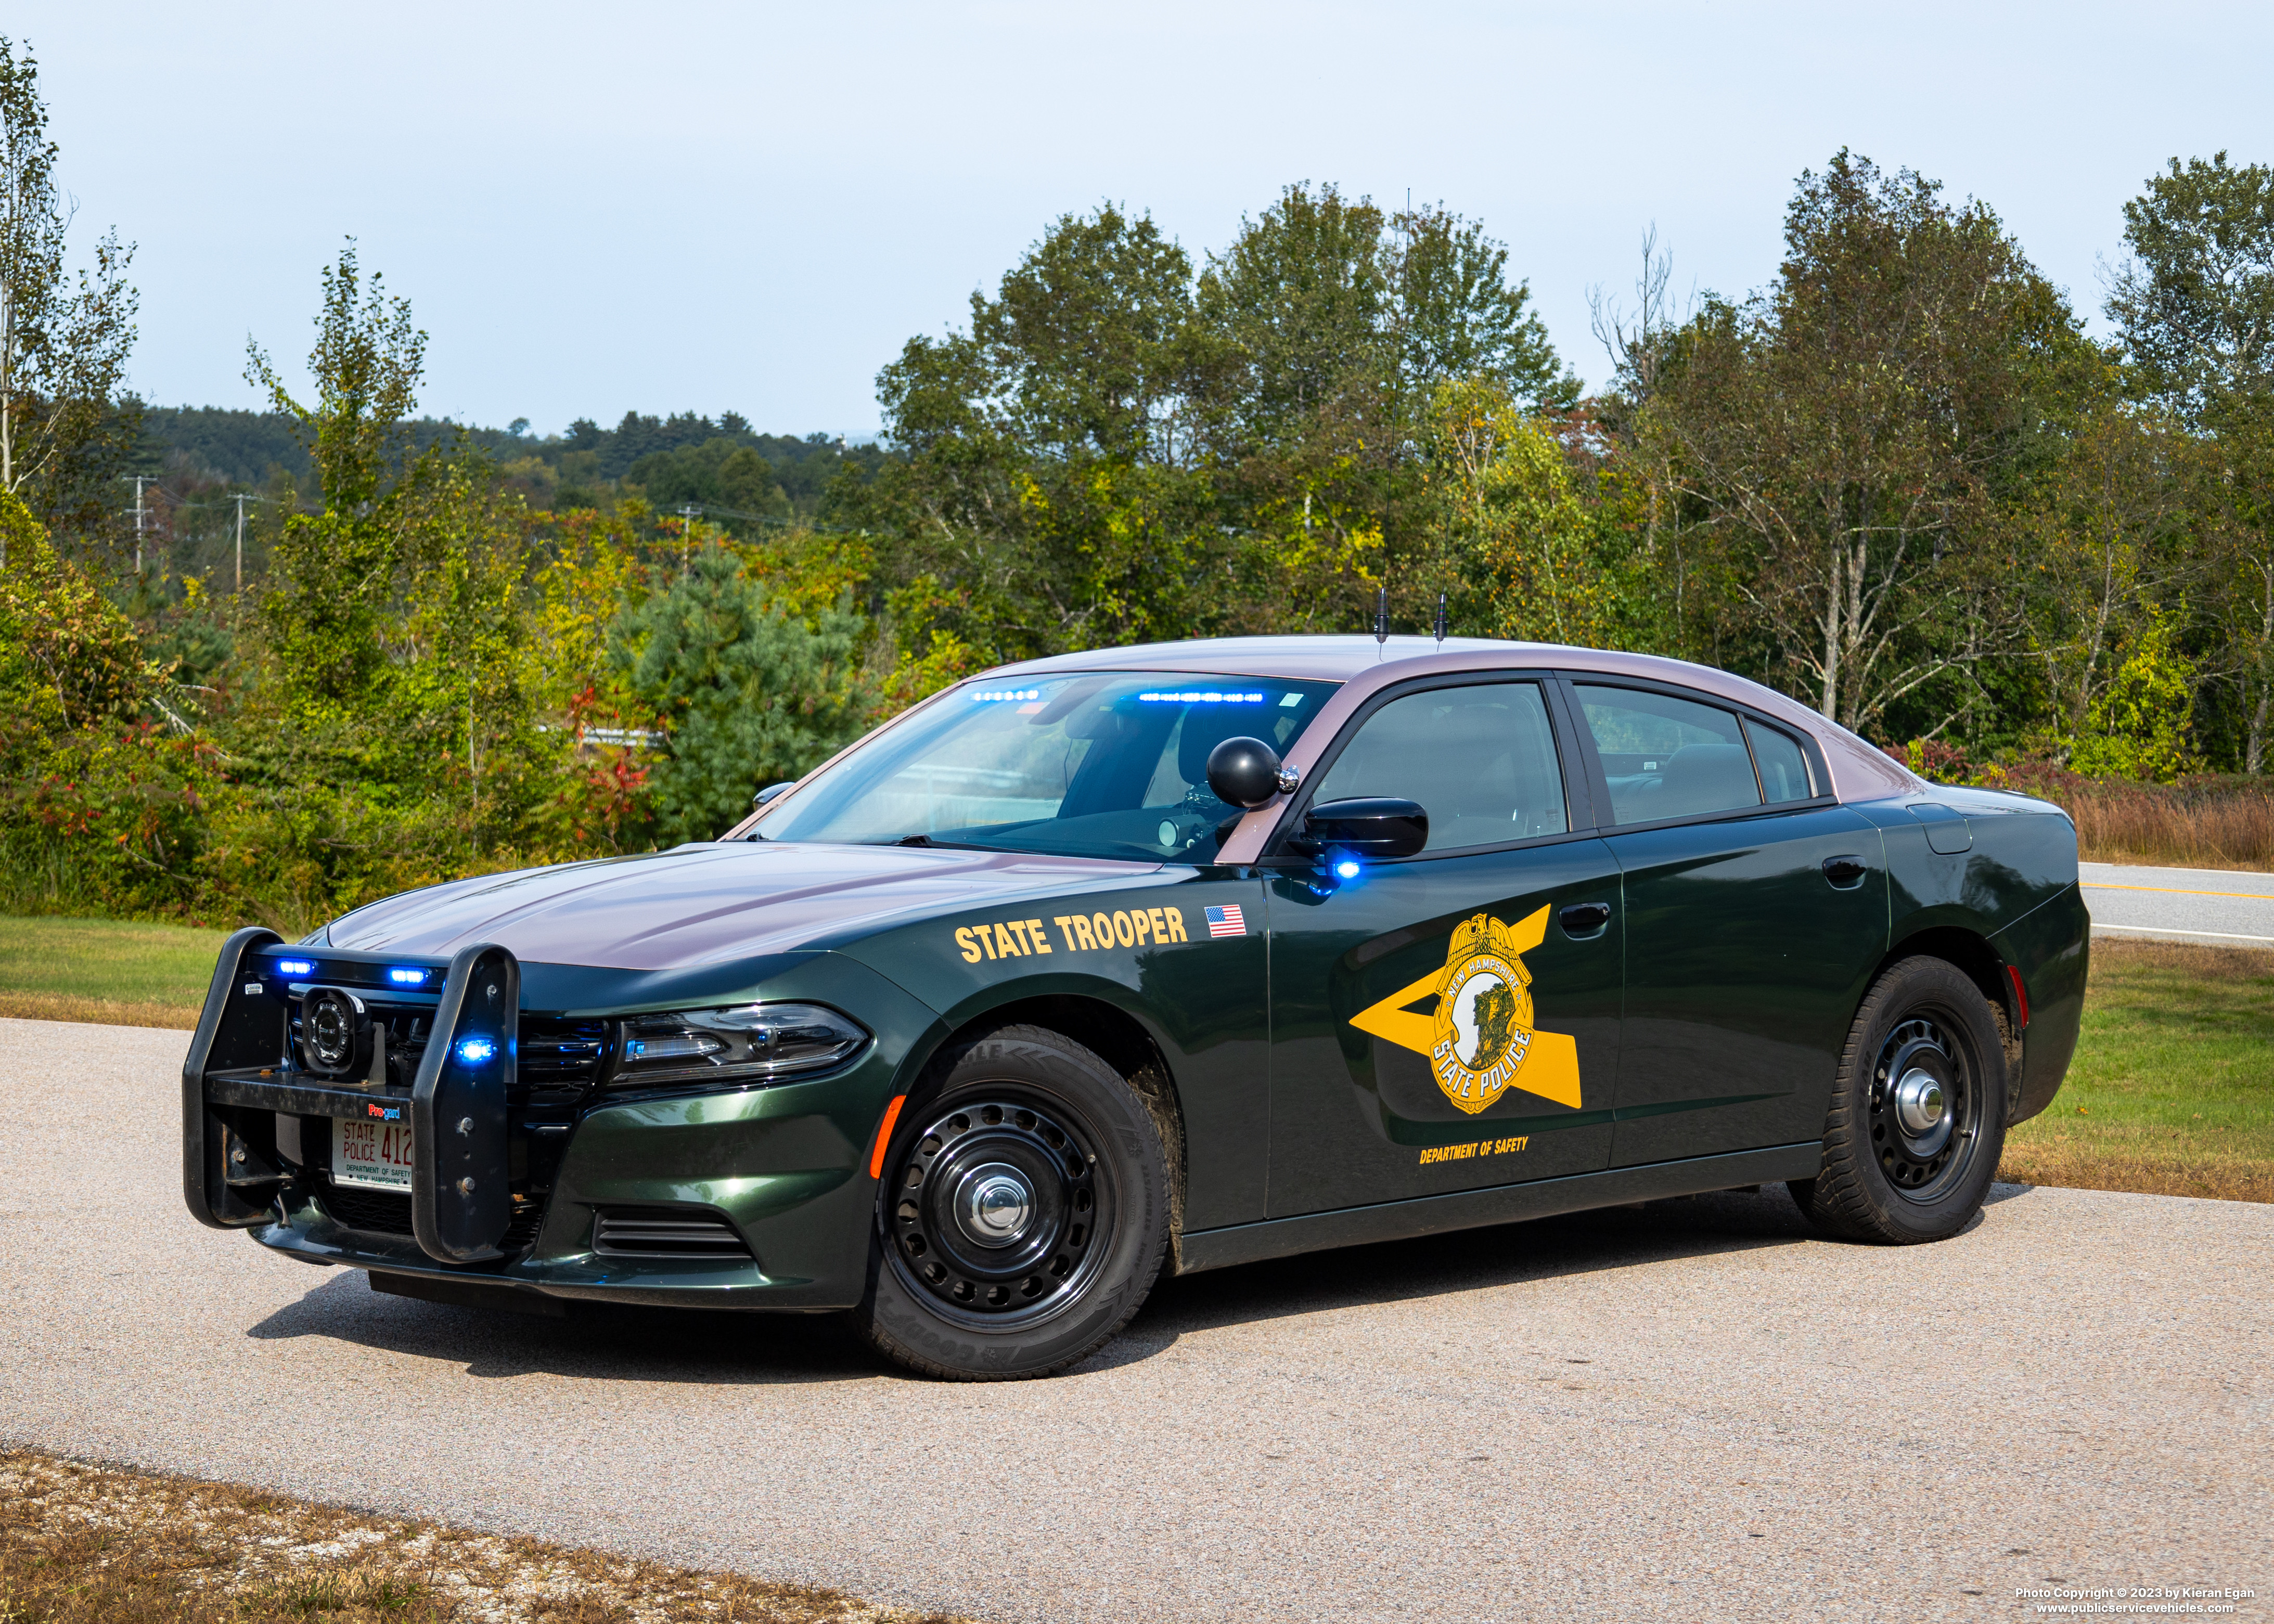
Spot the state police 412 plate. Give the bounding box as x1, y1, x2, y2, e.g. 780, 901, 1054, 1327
333, 1116, 414, 1191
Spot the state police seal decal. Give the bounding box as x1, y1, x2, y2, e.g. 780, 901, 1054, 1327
1347, 904, 1586, 1113
1429, 913, 1535, 1114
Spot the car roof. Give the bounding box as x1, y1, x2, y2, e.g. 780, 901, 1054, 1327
988, 635, 1922, 824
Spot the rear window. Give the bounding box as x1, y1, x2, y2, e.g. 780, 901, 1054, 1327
1746, 719, 1815, 804
1575, 686, 1762, 824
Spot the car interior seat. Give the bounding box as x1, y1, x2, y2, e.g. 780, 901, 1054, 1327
1654, 742, 1761, 819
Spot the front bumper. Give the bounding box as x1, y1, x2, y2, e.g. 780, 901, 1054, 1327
184, 931, 941, 1311
252, 1065, 904, 1309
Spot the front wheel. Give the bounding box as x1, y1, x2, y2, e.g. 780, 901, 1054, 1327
850, 1025, 1171, 1380
1790, 957, 2008, 1244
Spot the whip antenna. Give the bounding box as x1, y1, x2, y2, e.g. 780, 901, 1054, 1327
1434, 591, 1447, 645
1374, 584, 1389, 649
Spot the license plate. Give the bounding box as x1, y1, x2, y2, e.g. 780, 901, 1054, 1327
333, 1115, 415, 1191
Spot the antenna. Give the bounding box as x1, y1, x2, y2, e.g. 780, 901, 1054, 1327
1373, 584, 1389, 650
1434, 591, 1447, 645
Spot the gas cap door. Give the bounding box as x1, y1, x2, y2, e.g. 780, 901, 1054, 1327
1908, 802, 1973, 855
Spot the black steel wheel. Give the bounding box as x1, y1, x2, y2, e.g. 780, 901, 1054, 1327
1867, 1013, 1978, 1200
851, 1024, 1172, 1380
1791, 956, 2008, 1244
888, 1095, 1109, 1326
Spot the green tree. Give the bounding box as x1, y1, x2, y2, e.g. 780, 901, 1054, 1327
1422, 377, 1632, 647
1638, 152, 2087, 734
2016, 401, 2200, 755
611, 545, 866, 845
847, 186, 1578, 669
0, 36, 137, 544
849, 203, 1220, 666
2069, 608, 2201, 780
2109, 153, 2274, 770
0, 486, 151, 736
626, 437, 791, 530
246, 240, 423, 513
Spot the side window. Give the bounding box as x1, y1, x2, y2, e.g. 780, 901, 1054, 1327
1313, 682, 1568, 852
1745, 718, 1815, 804
1575, 685, 1761, 824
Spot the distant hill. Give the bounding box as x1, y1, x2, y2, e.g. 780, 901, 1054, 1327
133, 405, 888, 522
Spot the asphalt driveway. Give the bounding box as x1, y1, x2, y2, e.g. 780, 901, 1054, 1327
2, 1019, 2266, 1621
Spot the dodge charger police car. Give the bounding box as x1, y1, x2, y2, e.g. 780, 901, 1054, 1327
184, 636, 2088, 1379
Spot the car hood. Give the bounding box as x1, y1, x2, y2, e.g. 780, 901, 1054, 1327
322, 842, 1160, 971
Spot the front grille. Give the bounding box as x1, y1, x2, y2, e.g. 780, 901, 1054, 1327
317, 1183, 549, 1254
592, 1206, 752, 1260
320, 1184, 414, 1234
520, 1017, 608, 1100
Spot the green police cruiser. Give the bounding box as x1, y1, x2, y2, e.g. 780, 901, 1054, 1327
183, 636, 2088, 1380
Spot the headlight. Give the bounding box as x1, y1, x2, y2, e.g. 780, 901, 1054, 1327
609, 1003, 869, 1088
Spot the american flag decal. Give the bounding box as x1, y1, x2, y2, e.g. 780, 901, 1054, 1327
1204, 904, 1248, 938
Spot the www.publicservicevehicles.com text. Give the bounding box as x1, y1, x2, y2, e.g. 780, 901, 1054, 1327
2016, 1583, 2252, 1615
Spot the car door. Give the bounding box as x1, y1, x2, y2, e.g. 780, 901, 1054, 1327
1263, 676, 1622, 1218
1565, 680, 1888, 1167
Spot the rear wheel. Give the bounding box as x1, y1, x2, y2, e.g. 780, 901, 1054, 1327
851, 1025, 1170, 1380
1791, 957, 2007, 1244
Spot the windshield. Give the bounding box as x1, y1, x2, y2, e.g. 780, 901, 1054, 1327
755, 673, 1340, 862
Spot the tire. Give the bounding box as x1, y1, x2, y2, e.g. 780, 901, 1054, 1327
850, 1024, 1172, 1380
1790, 957, 2008, 1244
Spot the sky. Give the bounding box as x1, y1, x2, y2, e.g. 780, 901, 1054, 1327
14, 1, 2273, 441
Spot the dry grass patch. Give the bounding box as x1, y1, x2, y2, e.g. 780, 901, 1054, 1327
2000, 939, 2273, 1203
0, 1448, 974, 1624
2014, 771, 2274, 871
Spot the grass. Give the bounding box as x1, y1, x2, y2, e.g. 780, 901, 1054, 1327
2000, 938, 2274, 1203
0, 1446, 971, 1624
0, 914, 226, 1029
1, 916, 2265, 1203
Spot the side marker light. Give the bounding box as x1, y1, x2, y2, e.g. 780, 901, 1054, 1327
2006, 964, 2029, 1029
868, 1093, 907, 1180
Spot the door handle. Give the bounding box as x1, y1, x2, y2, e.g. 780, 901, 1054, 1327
1822, 854, 1868, 890
1558, 902, 1612, 938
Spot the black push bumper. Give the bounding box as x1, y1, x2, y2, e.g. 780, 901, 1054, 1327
183, 929, 522, 1265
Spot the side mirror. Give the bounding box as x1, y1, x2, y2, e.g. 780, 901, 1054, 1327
1206, 737, 1286, 810
752, 781, 795, 809
1297, 797, 1428, 859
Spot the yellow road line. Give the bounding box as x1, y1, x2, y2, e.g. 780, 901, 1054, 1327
2082, 881, 2274, 902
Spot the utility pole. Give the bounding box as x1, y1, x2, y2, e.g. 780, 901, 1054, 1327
678, 504, 700, 573
123, 475, 151, 573
229, 493, 252, 594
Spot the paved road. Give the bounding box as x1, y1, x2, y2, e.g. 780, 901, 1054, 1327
3, 1020, 2267, 1621
2082, 861, 2274, 948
